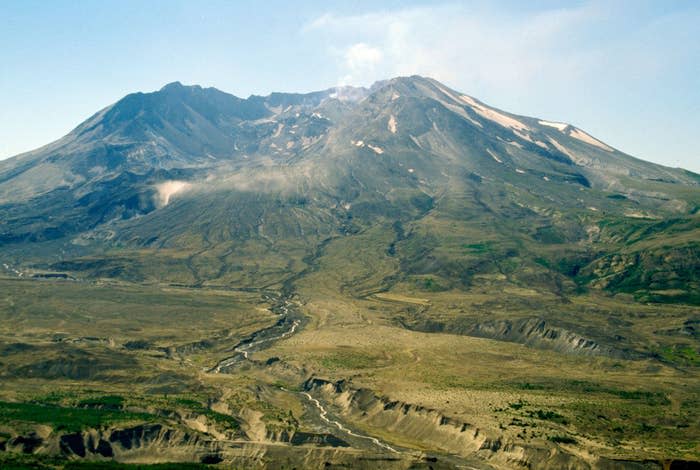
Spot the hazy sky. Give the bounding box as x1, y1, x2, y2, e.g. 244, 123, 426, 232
1, 0, 699, 172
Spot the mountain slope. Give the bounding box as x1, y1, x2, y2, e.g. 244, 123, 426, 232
0, 75, 699, 302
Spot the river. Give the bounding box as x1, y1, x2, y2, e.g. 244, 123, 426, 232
209, 295, 402, 454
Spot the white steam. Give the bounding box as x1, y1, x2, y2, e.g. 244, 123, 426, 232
155, 181, 192, 207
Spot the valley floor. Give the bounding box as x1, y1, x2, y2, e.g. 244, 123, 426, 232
0, 275, 698, 469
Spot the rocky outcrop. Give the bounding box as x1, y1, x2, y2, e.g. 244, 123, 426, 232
57, 424, 209, 460
464, 317, 628, 357
0, 422, 215, 463
401, 315, 638, 359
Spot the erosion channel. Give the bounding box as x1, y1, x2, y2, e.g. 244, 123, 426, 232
208, 293, 414, 457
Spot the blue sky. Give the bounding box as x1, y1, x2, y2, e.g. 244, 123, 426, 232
1, 0, 699, 172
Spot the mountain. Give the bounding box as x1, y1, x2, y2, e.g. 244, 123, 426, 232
1, 75, 698, 301
1, 76, 700, 467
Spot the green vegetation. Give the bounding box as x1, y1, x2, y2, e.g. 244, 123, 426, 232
0, 401, 152, 433
653, 344, 700, 366
463, 242, 493, 254
528, 409, 568, 425
172, 398, 239, 430
548, 435, 577, 444
0, 453, 214, 470
417, 277, 448, 292
508, 400, 526, 410
507, 380, 671, 405
78, 395, 125, 409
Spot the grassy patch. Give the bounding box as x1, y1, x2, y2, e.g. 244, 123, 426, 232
463, 242, 493, 254
0, 401, 152, 433
652, 344, 700, 366
505, 380, 670, 405
78, 395, 125, 409
319, 351, 382, 371
172, 398, 239, 430
417, 277, 448, 292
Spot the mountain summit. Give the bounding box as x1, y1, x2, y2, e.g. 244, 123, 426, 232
0, 76, 698, 302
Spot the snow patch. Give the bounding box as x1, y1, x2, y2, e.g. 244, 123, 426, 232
156, 181, 192, 207
513, 130, 534, 143
422, 85, 482, 128
543, 176, 550, 181
547, 137, 578, 161
301, 135, 321, 149
569, 128, 614, 152
435, 98, 482, 128
266, 104, 283, 114
625, 211, 657, 219
539, 120, 569, 131
352, 140, 365, 147
367, 144, 384, 154
435, 84, 464, 104
409, 135, 423, 149
547, 136, 597, 166
388, 115, 397, 134
408, 168, 415, 173
486, 149, 503, 163
515, 169, 526, 174
391, 91, 400, 101
460, 95, 530, 131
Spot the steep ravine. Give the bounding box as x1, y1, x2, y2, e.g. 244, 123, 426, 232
301, 378, 684, 470
303, 377, 530, 468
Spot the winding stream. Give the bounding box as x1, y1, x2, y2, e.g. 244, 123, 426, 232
300, 392, 398, 453
209, 300, 299, 372
209, 295, 401, 454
